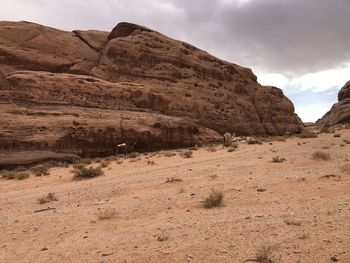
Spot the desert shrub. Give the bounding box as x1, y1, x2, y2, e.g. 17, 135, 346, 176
312, 151, 331, 161
203, 190, 224, 208
272, 156, 286, 163
1, 171, 30, 180
31, 165, 50, 176
206, 146, 217, 152
73, 163, 86, 170
333, 133, 341, 138
255, 245, 275, 263
180, 150, 193, 158
38, 193, 58, 204
319, 126, 330, 133
298, 130, 317, 138
97, 208, 116, 220
80, 158, 92, 164
341, 164, 350, 174
165, 177, 183, 183
74, 166, 104, 179
147, 160, 156, 165
164, 152, 176, 157
128, 152, 139, 159
100, 160, 110, 168
14, 166, 28, 172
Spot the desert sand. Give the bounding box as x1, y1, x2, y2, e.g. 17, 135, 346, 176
1, 130, 350, 263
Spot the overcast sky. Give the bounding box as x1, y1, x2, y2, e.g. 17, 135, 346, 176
1, 0, 350, 121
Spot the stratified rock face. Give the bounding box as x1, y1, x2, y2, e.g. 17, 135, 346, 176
318, 81, 350, 127
0, 21, 302, 161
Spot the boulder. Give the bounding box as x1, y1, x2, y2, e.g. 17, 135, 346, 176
318, 81, 350, 127
0, 21, 303, 162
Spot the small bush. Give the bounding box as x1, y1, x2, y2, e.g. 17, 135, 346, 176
147, 160, 156, 165
180, 151, 193, 158
100, 160, 110, 168
74, 166, 104, 179
31, 165, 50, 177
256, 245, 275, 263
73, 163, 86, 170
298, 130, 317, 138
164, 152, 176, 157
38, 193, 58, 204
312, 151, 331, 161
272, 156, 286, 163
128, 152, 139, 159
1, 171, 30, 180
97, 208, 116, 220
204, 190, 224, 208
80, 158, 92, 164
206, 146, 217, 152
341, 164, 350, 174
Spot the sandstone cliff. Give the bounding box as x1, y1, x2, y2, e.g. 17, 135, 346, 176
0, 21, 302, 163
318, 81, 350, 127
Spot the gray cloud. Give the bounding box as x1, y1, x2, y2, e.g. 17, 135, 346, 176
1, 0, 350, 76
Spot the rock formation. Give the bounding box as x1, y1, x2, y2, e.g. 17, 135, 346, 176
318, 81, 350, 127
0, 21, 303, 165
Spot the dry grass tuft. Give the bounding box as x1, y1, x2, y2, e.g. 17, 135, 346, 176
180, 150, 193, 158
1, 171, 30, 180
164, 152, 177, 157
298, 130, 317, 138
165, 177, 183, 183
31, 165, 50, 176
147, 160, 156, 165
97, 208, 117, 220
74, 166, 104, 179
341, 164, 350, 174
203, 190, 224, 208
312, 151, 331, 161
255, 245, 275, 263
38, 193, 58, 204
272, 156, 286, 163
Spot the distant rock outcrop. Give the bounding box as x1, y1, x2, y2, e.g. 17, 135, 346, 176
318, 81, 350, 127
0, 21, 303, 164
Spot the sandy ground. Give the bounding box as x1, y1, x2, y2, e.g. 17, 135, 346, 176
1, 131, 350, 263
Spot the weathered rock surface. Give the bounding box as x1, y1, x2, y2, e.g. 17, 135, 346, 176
0, 21, 303, 163
318, 81, 350, 127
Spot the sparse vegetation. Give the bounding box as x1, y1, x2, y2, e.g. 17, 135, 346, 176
203, 190, 224, 208
312, 151, 331, 161
147, 160, 156, 165
1, 171, 30, 180
80, 158, 92, 164
100, 160, 110, 168
206, 146, 217, 152
128, 152, 139, 159
341, 164, 350, 174
284, 217, 302, 226
31, 165, 50, 176
165, 177, 183, 183
73, 166, 104, 179
298, 130, 317, 138
255, 245, 275, 263
180, 150, 193, 158
164, 152, 177, 157
272, 156, 286, 163
37, 193, 58, 204
97, 208, 117, 220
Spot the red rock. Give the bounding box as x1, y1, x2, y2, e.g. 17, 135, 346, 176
0, 21, 303, 164
318, 81, 350, 127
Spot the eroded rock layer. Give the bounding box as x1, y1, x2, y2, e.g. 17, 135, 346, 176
0, 21, 302, 162
318, 81, 350, 127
